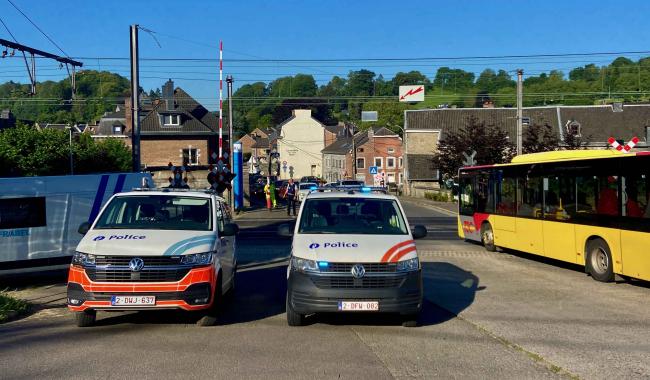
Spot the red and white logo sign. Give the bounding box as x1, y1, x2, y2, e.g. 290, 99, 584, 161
399, 85, 425, 102
608, 136, 639, 153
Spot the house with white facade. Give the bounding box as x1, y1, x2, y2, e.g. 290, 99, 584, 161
276, 109, 331, 179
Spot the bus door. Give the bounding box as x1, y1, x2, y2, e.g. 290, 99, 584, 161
620, 165, 650, 281
542, 175, 577, 263
493, 171, 516, 245
515, 176, 544, 255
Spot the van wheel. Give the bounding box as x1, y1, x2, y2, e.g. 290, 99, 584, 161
197, 276, 222, 327
286, 293, 305, 327
481, 223, 496, 252
74, 310, 96, 327
587, 239, 614, 282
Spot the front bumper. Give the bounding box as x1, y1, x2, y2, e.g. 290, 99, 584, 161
66, 265, 216, 312
288, 269, 423, 315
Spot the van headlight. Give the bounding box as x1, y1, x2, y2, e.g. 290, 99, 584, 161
396, 257, 419, 272
181, 252, 214, 266
72, 251, 96, 266
291, 257, 319, 273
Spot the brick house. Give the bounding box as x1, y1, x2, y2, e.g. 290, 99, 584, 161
322, 126, 403, 186
126, 79, 226, 169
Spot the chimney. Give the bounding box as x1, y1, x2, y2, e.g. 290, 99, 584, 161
162, 79, 174, 111
367, 127, 374, 139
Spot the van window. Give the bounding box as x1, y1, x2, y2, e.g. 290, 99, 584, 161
298, 198, 408, 235
95, 195, 212, 231
0, 197, 46, 229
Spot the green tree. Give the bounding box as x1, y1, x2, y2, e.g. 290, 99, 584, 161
433, 116, 515, 179
346, 70, 376, 96
522, 124, 560, 153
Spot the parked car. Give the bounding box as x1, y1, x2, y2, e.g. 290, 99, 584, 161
297, 182, 318, 202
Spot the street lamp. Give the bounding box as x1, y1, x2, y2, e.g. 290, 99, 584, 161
65, 125, 74, 175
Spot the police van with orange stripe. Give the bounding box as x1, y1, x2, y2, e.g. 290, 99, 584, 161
67, 188, 238, 327
280, 187, 427, 327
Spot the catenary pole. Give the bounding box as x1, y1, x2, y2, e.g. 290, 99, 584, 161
130, 25, 141, 172
516, 69, 523, 156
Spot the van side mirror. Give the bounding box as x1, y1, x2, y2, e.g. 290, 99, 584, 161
78, 221, 91, 235
277, 223, 293, 237
222, 223, 239, 236
411, 225, 427, 239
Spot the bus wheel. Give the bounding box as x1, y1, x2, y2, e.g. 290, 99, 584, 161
481, 223, 496, 252
586, 239, 614, 283
74, 310, 96, 327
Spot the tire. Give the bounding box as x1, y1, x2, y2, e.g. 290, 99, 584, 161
74, 310, 96, 327
286, 292, 305, 327
401, 314, 419, 328
586, 238, 615, 282
481, 223, 497, 252
197, 275, 222, 327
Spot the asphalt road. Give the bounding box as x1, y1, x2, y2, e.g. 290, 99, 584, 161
1, 200, 649, 379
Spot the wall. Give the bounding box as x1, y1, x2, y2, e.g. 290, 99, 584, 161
406, 130, 440, 154
322, 153, 348, 183
277, 110, 325, 179
356, 134, 403, 186
141, 137, 210, 168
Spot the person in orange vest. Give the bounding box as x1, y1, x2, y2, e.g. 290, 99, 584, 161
264, 177, 272, 211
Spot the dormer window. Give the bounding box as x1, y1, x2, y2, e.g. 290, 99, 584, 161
163, 114, 180, 126
566, 120, 581, 137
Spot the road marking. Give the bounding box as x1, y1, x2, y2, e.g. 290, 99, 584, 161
401, 198, 458, 217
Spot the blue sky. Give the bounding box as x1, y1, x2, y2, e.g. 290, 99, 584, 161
1, 0, 649, 109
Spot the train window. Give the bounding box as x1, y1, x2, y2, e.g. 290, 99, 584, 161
0, 197, 47, 229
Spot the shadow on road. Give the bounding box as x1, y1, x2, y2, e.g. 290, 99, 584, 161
304, 262, 481, 327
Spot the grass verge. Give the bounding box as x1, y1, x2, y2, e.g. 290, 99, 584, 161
0, 292, 30, 323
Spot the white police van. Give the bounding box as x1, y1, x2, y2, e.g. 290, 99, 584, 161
280, 187, 427, 327
67, 188, 238, 327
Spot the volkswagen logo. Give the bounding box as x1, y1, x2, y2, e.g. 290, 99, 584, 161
128, 258, 145, 272
351, 264, 365, 279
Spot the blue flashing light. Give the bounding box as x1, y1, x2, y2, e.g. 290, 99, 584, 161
318, 261, 329, 268
361, 186, 371, 192
310, 186, 318, 190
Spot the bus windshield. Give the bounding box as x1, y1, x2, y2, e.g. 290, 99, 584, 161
94, 195, 212, 231
298, 198, 408, 235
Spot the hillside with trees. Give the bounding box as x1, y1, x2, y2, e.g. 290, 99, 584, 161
2, 57, 650, 137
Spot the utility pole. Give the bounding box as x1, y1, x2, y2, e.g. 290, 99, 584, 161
226, 75, 234, 209
516, 69, 523, 156
129, 25, 141, 172
66, 126, 73, 175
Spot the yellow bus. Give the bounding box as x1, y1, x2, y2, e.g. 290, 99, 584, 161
457, 150, 650, 282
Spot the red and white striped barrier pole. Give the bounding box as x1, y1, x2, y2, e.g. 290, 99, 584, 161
608, 136, 639, 153
218, 40, 223, 158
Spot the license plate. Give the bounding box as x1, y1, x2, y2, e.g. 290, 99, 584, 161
110, 295, 156, 306
337, 301, 379, 311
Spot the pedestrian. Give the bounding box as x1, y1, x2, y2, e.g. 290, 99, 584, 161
270, 180, 277, 209
285, 178, 297, 216
264, 177, 272, 212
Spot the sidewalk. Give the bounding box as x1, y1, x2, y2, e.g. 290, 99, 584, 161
398, 195, 458, 215
234, 205, 297, 221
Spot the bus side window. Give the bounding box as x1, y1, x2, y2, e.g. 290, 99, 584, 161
459, 176, 475, 216
496, 176, 516, 216
623, 172, 648, 219
517, 176, 542, 218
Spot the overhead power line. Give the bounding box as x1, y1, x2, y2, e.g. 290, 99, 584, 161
6, 0, 69, 57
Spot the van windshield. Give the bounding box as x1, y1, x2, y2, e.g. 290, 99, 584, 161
94, 195, 212, 231
298, 198, 408, 235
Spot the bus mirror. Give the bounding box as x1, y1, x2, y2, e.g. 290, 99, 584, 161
78, 221, 90, 235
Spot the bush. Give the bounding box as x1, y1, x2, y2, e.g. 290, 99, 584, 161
0, 292, 30, 323
424, 191, 450, 202
0, 124, 131, 177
